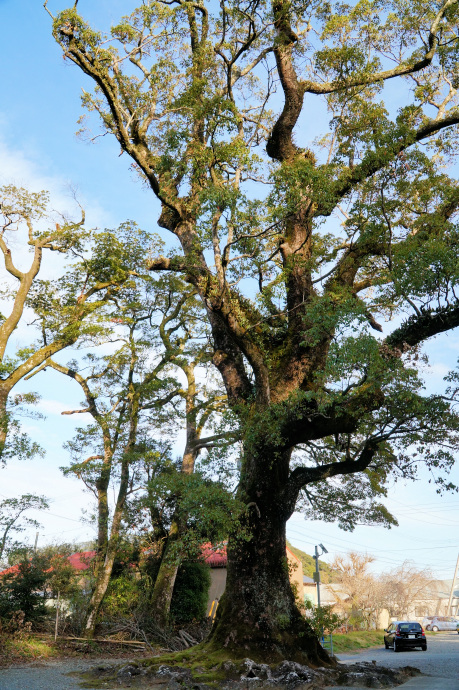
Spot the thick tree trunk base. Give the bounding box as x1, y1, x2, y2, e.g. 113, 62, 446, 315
207, 592, 332, 667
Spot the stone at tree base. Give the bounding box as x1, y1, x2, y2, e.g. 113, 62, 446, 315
117, 663, 142, 678
81, 657, 423, 688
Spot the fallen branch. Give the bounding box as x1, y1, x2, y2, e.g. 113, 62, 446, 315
59, 636, 148, 647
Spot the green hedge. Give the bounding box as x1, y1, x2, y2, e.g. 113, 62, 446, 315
171, 562, 211, 622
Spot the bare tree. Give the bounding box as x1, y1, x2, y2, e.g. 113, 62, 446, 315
380, 562, 434, 620
330, 552, 385, 630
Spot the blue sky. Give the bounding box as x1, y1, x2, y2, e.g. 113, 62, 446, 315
0, 0, 458, 581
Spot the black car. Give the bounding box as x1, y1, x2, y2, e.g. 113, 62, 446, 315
384, 621, 427, 652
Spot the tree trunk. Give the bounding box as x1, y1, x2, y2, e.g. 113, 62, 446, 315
84, 547, 118, 638
148, 371, 199, 627
84, 458, 129, 638
0, 388, 9, 460
148, 522, 181, 629
208, 447, 331, 665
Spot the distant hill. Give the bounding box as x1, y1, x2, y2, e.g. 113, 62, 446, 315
287, 540, 336, 583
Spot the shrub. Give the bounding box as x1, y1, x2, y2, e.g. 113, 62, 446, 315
170, 562, 211, 622
0, 555, 47, 623
303, 600, 344, 636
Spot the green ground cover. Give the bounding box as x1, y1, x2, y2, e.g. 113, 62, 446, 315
332, 631, 386, 654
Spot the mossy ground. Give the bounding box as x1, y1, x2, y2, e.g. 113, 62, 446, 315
78, 644, 265, 688
143, 643, 245, 684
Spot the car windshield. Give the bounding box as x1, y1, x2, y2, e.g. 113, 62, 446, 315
398, 623, 421, 632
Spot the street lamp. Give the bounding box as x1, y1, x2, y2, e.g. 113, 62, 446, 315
313, 543, 328, 608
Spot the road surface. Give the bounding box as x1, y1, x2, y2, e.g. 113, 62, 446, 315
337, 631, 459, 687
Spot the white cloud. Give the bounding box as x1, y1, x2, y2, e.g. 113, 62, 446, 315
0, 135, 112, 243
426, 363, 450, 377
38, 399, 90, 417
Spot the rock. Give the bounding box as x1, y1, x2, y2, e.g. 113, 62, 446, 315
117, 664, 141, 678
273, 661, 316, 684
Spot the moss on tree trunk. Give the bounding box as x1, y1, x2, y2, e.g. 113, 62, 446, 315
208, 448, 331, 666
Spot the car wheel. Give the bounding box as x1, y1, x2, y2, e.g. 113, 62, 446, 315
432, 626, 439, 632
422, 645, 427, 651
426, 625, 431, 631
394, 641, 399, 652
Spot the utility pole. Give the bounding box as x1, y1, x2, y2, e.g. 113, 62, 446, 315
34, 531, 39, 552
313, 543, 328, 609
446, 553, 459, 616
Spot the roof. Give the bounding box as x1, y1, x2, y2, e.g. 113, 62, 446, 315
0, 563, 20, 577
201, 542, 227, 567
0, 550, 96, 578
67, 550, 96, 571
303, 575, 315, 584
200, 543, 306, 569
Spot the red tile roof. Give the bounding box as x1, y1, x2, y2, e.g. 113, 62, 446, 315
201, 542, 227, 567
0, 550, 96, 577
67, 550, 96, 571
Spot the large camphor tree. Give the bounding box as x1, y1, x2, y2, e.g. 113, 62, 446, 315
51, 0, 459, 662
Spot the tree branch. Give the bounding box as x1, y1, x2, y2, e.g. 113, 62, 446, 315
301, 0, 456, 95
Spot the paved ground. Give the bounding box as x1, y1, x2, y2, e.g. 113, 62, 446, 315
336, 631, 459, 688
0, 657, 123, 690
0, 634, 458, 689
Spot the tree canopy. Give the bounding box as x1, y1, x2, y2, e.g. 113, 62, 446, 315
47, 0, 459, 662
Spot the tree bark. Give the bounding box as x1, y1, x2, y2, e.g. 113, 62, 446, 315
148, 361, 202, 627
208, 445, 330, 665
84, 455, 130, 638
84, 544, 118, 638
148, 521, 181, 629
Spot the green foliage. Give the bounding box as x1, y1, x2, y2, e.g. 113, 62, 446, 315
144, 470, 244, 557
303, 600, 344, 636
102, 574, 140, 618
170, 562, 211, 623
98, 552, 210, 623
0, 555, 48, 623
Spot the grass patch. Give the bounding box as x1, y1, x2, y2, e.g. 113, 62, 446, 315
332, 631, 385, 654
0, 634, 58, 663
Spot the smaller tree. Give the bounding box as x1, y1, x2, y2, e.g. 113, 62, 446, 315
0, 185, 84, 461
0, 494, 49, 565
380, 562, 433, 620
330, 552, 385, 630
0, 554, 48, 624
303, 601, 343, 637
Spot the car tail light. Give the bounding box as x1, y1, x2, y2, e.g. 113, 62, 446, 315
421, 627, 424, 634
395, 631, 401, 637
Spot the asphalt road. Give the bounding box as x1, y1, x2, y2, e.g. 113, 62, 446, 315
337, 631, 459, 682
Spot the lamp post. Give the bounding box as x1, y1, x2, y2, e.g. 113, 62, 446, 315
313, 543, 328, 608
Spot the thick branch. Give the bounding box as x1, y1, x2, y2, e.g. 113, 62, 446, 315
321, 112, 459, 215
284, 442, 377, 516
386, 303, 459, 350
302, 0, 455, 94
266, 1, 303, 161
